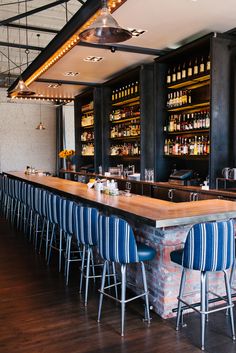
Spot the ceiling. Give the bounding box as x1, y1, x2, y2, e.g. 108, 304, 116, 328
1, 0, 236, 98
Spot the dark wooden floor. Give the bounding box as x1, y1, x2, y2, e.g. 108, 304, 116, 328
0, 217, 236, 353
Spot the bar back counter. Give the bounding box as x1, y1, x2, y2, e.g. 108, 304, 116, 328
5, 171, 236, 318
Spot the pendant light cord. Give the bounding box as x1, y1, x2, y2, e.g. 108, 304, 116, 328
25, 0, 30, 67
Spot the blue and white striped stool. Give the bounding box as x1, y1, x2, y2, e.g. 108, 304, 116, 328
170, 219, 235, 351
73, 204, 100, 305
97, 214, 156, 336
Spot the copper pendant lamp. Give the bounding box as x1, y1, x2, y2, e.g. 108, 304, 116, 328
79, 0, 132, 44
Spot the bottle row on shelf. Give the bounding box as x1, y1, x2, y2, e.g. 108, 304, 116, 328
164, 135, 210, 156
110, 121, 140, 138
81, 114, 94, 127
110, 142, 140, 156
167, 90, 191, 108
167, 54, 211, 84
81, 130, 94, 142
111, 81, 139, 102
82, 143, 94, 156
109, 106, 140, 121
164, 110, 210, 132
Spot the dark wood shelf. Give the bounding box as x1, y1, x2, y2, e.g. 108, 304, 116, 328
164, 154, 209, 160
167, 101, 210, 112
110, 155, 140, 160
81, 154, 94, 157
81, 124, 94, 129
110, 136, 140, 141
81, 139, 94, 143
112, 95, 140, 107
110, 116, 140, 124
166, 129, 209, 135
167, 73, 210, 89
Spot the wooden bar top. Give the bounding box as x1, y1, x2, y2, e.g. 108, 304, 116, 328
5, 172, 236, 228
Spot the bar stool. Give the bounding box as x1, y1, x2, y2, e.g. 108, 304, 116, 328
59, 198, 81, 285
170, 219, 235, 351
73, 204, 100, 305
47, 193, 64, 271
97, 214, 156, 336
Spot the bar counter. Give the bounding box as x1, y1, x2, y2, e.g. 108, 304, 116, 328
5, 171, 236, 318
6, 172, 236, 228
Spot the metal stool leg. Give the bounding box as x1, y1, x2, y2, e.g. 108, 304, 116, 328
65, 234, 71, 286
176, 268, 187, 330
112, 262, 118, 299
98, 260, 108, 323
121, 264, 126, 337
205, 272, 209, 322
79, 245, 86, 293
141, 261, 151, 323
200, 271, 207, 351
84, 247, 91, 306
224, 270, 236, 341
58, 229, 63, 272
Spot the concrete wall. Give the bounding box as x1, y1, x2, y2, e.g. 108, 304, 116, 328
0, 89, 57, 174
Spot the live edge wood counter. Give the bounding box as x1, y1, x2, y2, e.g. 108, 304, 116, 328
5, 171, 236, 318
5, 172, 236, 228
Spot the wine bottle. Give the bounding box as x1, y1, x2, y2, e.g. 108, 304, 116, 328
193, 57, 199, 75
172, 67, 177, 82
199, 56, 205, 73
206, 55, 210, 71
167, 69, 171, 84
187, 60, 193, 77
177, 65, 181, 81
182, 62, 186, 79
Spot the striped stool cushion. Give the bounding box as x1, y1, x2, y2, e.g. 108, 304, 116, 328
98, 215, 139, 264
73, 205, 99, 246
171, 220, 235, 271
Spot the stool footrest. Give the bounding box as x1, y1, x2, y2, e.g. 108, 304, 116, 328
99, 288, 149, 304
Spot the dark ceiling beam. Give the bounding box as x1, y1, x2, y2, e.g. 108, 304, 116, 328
3, 23, 58, 34
78, 41, 169, 56
0, 41, 44, 51
36, 78, 101, 87
8, 0, 101, 93
0, 0, 70, 26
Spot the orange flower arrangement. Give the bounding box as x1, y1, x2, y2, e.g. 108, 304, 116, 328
58, 149, 75, 161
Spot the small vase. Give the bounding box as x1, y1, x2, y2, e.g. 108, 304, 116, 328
66, 159, 72, 171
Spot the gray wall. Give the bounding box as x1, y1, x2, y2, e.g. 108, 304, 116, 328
0, 88, 57, 174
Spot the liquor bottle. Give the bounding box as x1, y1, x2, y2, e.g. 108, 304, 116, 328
205, 111, 210, 128
187, 60, 193, 77
164, 139, 169, 155
134, 81, 139, 94
177, 65, 181, 81
199, 56, 205, 73
182, 62, 186, 79
172, 67, 177, 82
193, 57, 199, 75
187, 90, 192, 104
115, 89, 118, 101
193, 136, 198, 155
167, 68, 171, 84
124, 85, 128, 97
112, 90, 115, 101
206, 55, 210, 71
130, 82, 135, 95
182, 138, 189, 155
127, 84, 131, 96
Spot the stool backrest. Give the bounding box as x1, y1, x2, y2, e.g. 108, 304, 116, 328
47, 193, 61, 225
98, 215, 138, 264
183, 220, 235, 271
59, 198, 75, 234
73, 204, 99, 246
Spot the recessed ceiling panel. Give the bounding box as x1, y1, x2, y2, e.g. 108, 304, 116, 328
39, 45, 156, 84
29, 81, 87, 99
